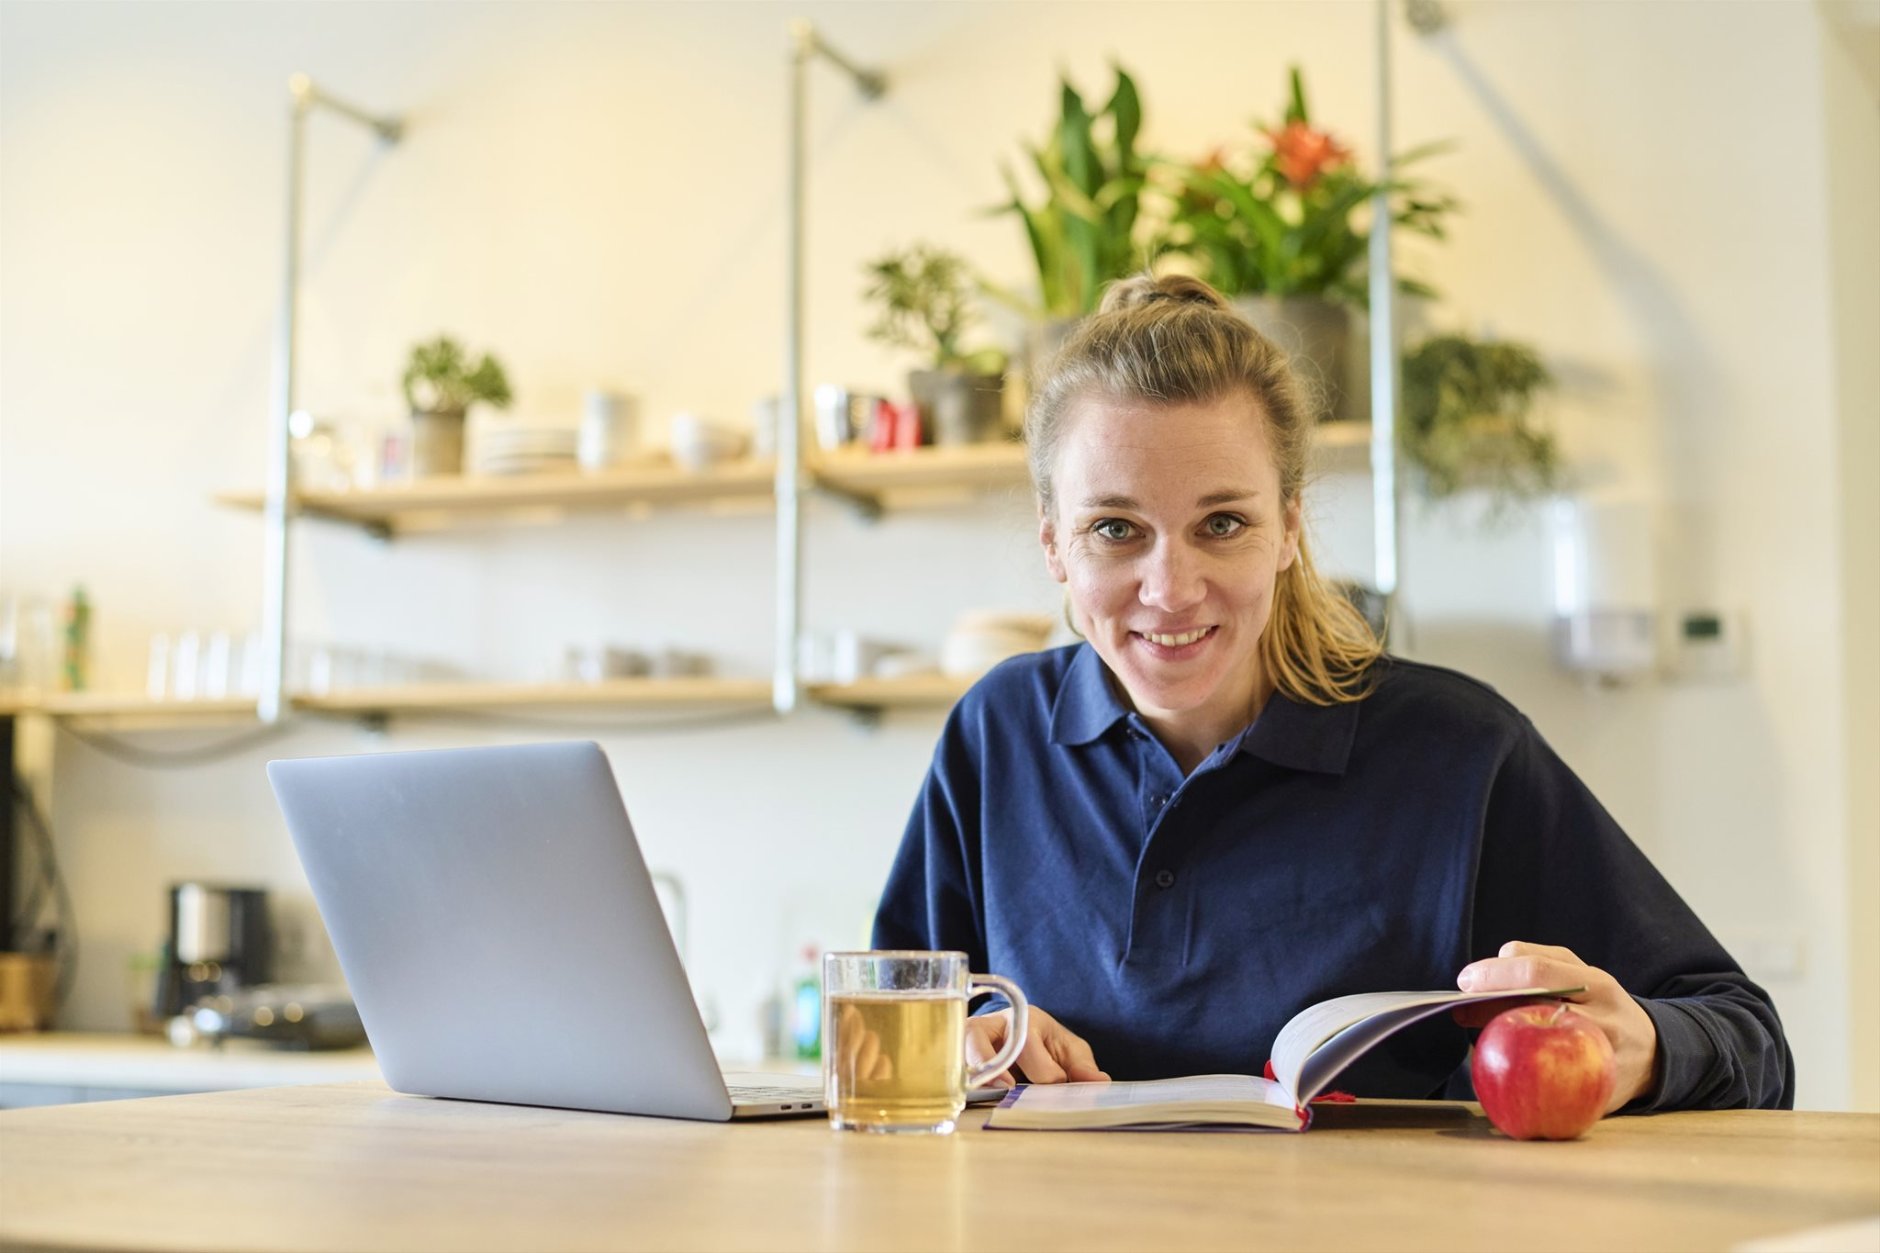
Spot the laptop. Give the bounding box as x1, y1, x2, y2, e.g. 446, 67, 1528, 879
267, 740, 835, 1120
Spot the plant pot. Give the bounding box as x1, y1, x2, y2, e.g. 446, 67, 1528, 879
909, 369, 1007, 446
1231, 295, 1367, 424
410, 408, 467, 477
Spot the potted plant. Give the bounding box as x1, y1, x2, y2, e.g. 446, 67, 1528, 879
1157, 66, 1457, 421
991, 64, 1151, 360
862, 244, 1009, 446
401, 336, 513, 476
1400, 333, 1558, 509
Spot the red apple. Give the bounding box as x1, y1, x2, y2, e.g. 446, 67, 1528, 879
1470, 1003, 1617, 1140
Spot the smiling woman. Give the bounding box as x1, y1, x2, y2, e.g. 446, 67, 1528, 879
1031, 277, 1382, 768
1044, 395, 1305, 774
871, 275, 1793, 1113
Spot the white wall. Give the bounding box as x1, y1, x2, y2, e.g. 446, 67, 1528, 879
2, 0, 1872, 1107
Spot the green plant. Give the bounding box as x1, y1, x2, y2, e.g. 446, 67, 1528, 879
1157, 67, 1457, 306
861, 244, 1004, 374
1401, 334, 1557, 504
401, 336, 513, 414
993, 64, 1150, 320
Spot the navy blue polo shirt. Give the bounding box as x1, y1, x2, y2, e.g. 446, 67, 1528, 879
873, 643, 1793, 1110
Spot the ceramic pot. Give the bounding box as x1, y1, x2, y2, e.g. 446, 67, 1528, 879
1231, 295, 1367, 423
909, 369, 1006, 446
410, 408, 467, 477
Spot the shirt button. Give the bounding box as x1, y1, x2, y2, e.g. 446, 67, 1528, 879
1154, 869, 1176, 890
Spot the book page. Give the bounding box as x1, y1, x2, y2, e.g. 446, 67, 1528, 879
986, 1074, 1302, 1131
1270, 986, 1581, 1106
1010, 1074, 1292, 1111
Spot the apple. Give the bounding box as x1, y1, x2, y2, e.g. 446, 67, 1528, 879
1470, 1003, 1617, 1140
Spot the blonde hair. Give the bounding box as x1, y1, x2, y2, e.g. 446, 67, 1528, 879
1026, 273, 1382, 706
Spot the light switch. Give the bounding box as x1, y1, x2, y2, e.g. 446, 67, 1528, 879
1667, 608, 1747, 682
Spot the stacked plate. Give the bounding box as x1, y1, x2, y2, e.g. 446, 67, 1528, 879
472, 426, 579, 476
940, 611, 1057, 678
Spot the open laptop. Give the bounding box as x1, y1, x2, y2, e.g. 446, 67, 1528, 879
268, 740, 836, 1120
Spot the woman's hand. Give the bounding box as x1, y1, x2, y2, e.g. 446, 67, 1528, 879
1456, 940, 1659, 1113
965, 1005, 1110, 1087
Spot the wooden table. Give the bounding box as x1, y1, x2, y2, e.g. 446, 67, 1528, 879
0, 1083, 1874, 1252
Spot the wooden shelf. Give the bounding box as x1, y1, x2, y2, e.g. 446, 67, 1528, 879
8, 694, 266, 732
35, 694, 261, 721
808, 674, 974, 711
216, 443, 1039, 535
15, 677, 964, 724
810, 442, 1031, 504
9, 681, 776, 726
292, 677, 775, 716
215, 459, 779, 535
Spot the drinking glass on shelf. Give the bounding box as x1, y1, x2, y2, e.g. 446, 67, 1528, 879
146, 633, 171, 700
0, 597, 55, 695
0, 597, 16, 691
303, 643, 333, 695
237, 632, 265, 697
202, 632, 232, 700
172, 630, 202, 701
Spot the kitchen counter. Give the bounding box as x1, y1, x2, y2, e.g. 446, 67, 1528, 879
0, 1031, 379, 1106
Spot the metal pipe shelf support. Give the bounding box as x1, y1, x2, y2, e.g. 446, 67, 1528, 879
777, 21, 887, 716
260, 75, 402, 725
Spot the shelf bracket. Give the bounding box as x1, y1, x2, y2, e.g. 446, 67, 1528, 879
841, 705, 885, 731
808, 478, 884, 523
260, 74, 403, 726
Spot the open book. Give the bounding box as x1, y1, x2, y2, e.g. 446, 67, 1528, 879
985, 985, 1579, 1132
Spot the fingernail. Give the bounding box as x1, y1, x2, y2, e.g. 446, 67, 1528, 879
1459, 968, 1478, 989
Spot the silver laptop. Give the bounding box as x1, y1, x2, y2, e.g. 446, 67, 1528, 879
267, 740, 828, 1120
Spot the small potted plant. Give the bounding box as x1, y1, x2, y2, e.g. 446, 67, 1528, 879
991, 64, 1152, 362
401, 336, 513, 476
1156, 66, 1457, 421
862, 244, 1008, 446
1400, 333, 1558, 510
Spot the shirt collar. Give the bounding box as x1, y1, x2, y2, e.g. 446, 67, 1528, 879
1048, 643, 1133, 746
1233, 688, 1359, 776
1049, 641, 1360, 775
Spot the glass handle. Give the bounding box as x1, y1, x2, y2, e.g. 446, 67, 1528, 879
964, 973, 1029, 1089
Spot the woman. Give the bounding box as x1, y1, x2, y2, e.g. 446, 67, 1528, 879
872, 275, 1792, 1112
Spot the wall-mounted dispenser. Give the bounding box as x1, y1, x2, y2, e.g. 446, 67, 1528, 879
1550, 496, 1658, 684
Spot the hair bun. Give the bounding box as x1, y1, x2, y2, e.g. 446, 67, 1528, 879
1098, 273, 1232, 316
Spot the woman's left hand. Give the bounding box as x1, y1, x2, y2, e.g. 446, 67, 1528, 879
1455, 940, 1659, 1113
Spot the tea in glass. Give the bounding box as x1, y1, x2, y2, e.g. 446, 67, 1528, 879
821, 950, 1027, 1135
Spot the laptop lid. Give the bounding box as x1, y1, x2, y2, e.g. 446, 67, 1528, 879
268, 740, 739, 1121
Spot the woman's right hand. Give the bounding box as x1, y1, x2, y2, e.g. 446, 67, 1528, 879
966, 1005, 1110, 1086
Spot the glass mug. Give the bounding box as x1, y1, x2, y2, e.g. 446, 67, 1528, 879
822, 950, 1029, 1135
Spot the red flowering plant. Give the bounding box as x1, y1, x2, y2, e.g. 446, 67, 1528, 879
1156, 67, 1456, 305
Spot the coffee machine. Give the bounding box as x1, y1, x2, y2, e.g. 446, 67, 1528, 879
157, 883, 270, 1018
